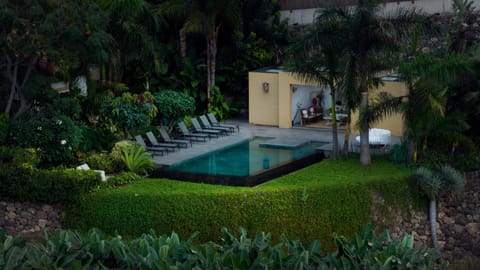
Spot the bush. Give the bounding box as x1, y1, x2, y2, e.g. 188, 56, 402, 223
10, 114, 83, 167
84, 152, 120, 174
100, 172, 142, 189
154, 90, 195, 123
0, 164, 101, 204
110, 140, 137, 161
65, 157, 423, 250
0, 226, 442, 269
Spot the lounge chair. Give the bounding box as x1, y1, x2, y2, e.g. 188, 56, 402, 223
158, 126, 191, 148
177, 121, 209, 142
135, 135, 168, 156
199, 115, 232, 135
145, 131, 178, 152
190, 118, 221, 138
207, 113, 239, 132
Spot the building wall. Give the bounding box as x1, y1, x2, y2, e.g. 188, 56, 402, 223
249, 70, 407, 136
350, 81, 408, 136
280, 0, 480, 25
248, 71, 279, 126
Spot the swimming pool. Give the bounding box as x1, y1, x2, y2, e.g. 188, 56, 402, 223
152, 137, 326, 186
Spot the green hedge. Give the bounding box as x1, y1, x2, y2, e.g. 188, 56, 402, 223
0, 165, 101, 204
65, 157, 423, 251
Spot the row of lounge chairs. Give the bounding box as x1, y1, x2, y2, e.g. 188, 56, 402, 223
135, 113, 239, 156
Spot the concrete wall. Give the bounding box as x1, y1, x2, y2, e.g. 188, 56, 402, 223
280, 0, 480, 25
351, 81, 408, 137
248, 71, 279, 126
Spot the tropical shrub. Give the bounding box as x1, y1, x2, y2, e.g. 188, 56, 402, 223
84, 152, 119, 174
0, 146, 40, 169
153, 89, 195, 125
110, 140, 137, 169
101, 91, 158, 139
10, 114, 83, 167
389, 141, 409, 165
121, 144, 155, 176
209, 85, 237, 120
0, 226, 442, 269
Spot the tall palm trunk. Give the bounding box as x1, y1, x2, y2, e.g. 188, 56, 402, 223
429, 199, 440, 256
343, 114, 352, 156
330, 87, 339, 159
360, 91, 371, 165
359, 52, 371, 165
407, 138, 416, 164
206, 26, 219, 109
179, 27, 187, 63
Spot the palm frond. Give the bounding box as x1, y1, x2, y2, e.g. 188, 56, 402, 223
437, 164, 465, 196
415, 167, 443, 200
360, 94, 404, 130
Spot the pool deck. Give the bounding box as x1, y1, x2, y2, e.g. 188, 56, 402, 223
153, 120, 401, 166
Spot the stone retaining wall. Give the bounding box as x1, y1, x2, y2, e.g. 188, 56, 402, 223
1, 173, 479, 262
372, 171, 480, 261
0, 201, 62, 234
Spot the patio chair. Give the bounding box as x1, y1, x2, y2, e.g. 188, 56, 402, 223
158, 126, 191, 148
134, 135, 168, 156
145, 131, 178, 152
177, 121, 209, 142
300, 108, 317, 126
199, 115, 232, 135
207, 113, 239, 132
190, 118, 221, 138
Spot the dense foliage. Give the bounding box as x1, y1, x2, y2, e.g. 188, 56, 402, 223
10, 114, 83, 166
101, 91, 158, 139
153, 90, 196, 124
0, 146, 101, 204
65, 157, 423, 250
0, 225, 441, 269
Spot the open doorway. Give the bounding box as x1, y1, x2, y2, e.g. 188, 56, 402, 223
291, 84, 332, 126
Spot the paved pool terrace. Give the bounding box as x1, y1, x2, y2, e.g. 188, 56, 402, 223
153, 120, 401, 166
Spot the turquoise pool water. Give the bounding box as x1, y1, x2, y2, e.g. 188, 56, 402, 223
165, 137, 325, 177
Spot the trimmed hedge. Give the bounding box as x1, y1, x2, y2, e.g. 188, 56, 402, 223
65, 157, 423, 251
0, 146, 101, 204
0, 165, 101, 204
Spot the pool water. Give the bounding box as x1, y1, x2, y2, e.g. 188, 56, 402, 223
154, 138, 326, 186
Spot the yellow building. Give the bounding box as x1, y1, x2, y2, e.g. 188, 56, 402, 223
248, 68, 406, 136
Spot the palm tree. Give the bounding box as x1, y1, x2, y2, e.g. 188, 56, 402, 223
285, 13, 346, 159
99, 0, 163, 84
451, 0, 476, 53
158, 0, 242, 108
362, 51, 469, 164
411, 164, 465, 256
323, 0, 419, 165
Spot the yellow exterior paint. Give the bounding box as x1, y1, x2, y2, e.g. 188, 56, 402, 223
248, 69, 407, 136
248, 70, 279, 125
350, 81, 407, 136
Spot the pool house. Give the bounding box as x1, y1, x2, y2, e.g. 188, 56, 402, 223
248, 67, 407, 137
